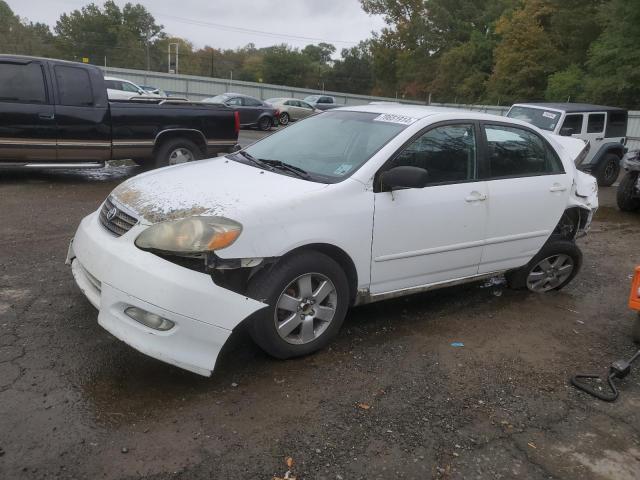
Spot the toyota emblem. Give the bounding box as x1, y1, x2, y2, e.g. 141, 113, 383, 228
106, 207, 118, 221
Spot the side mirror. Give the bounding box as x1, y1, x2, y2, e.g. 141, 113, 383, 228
380, 166, 429, 190
560, 127, 575, 136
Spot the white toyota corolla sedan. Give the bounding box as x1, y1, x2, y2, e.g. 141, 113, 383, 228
67, 105, 598, 376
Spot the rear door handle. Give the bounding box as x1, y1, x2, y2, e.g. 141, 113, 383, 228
465, 191, 487, 202
39, 113, 55, 120
549, 184, 567, 192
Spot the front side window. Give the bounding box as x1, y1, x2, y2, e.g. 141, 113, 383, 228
587, 113, 605, 133
122, 81, 140, 92
483, 125, 563, 178
226, 97, 242, 106
0, 62, 47, 104
560, 114, 583, 136
387, 124, 477, 185
55, 66, 93, 106
242, 111, 407, 182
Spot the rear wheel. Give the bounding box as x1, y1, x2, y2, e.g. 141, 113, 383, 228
506, 239, 582, 292
258, 116, 272, 131
154, 138, 202, 168
247, 251, 349, 359
594, 153, 621, 187
616, 172, 640, 212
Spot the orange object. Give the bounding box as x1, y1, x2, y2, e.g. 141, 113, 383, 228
629, 266, 640, 311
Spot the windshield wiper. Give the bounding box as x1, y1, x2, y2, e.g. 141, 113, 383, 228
258, 159, 310, 179
235, 150, 266, 168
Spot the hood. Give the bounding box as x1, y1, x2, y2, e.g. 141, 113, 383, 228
110, 157, 328, 224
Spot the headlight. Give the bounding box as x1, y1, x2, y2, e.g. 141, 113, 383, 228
135, 216, 242, 254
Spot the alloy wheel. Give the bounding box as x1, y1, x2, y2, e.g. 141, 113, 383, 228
168, 147, 194, 165
274, 273, 337, 345
526, 254, 575, 292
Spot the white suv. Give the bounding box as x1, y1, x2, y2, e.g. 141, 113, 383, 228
68, 105, 598, 376
507, 103, 628, 186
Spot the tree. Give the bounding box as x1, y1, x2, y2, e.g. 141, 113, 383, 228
545, 64, 585, 101
0, 1, 59, 57
328, 42, 374, 94
487, 0, 561, 103
583, 0, 640, 108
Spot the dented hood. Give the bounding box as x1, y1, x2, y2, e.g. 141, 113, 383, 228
110, 157, 329, 224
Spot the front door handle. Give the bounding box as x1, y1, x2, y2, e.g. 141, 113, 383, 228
465, 191, 487, 202
549, 184, 567, 193
38, 113, 55, 120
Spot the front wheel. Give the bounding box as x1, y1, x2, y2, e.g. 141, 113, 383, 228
594, 153, 621, 187
616, 172, 640, 212
279, 112, 290, 126
506, 239, 582, 292
247, 251, 350, 359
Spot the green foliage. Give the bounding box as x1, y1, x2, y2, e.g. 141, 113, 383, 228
545, 64, 585, 102
3, 0, 640, 106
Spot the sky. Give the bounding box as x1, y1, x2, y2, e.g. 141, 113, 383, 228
7, 0, 387, 52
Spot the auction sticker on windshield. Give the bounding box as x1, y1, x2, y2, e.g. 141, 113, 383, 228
542, 111, 557, 119
373, 113, 418, 125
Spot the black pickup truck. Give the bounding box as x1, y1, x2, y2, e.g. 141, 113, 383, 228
0, 55, 239, 169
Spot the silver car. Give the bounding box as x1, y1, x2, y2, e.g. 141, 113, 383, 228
266, 98, 321, 125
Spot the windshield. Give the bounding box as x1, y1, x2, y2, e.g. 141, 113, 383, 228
241, 111, 408, 182
507, 106, 560, 131
204, 94, 229, 103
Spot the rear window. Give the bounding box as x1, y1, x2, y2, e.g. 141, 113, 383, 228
0, 62, 47, 104
55, 66, 94, 106
606, 111, 628, 138
506, 106, 560, 131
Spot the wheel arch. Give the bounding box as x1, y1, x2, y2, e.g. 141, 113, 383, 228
278, 243, 359, 305
153, 129, 207, 156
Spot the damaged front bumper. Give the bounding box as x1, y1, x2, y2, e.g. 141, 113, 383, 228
67, 211, 267, 376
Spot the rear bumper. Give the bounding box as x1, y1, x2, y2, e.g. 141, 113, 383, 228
68, 211, 267, 376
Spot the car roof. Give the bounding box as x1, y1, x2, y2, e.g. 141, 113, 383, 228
513, 102, 627, 113
337, 103, 478, 119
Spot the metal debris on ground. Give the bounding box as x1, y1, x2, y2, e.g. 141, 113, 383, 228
450, 342, 464, 348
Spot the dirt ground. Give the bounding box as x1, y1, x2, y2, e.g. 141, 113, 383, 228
1, 137, 640, 479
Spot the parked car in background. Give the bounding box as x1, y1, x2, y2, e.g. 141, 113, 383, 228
68, 105, 597, 376
507, 103, 628, 186
617, 150, 640, 212
0, 56, 239, 169
202, 93, 278, 131
265, 97, 321, 125
140, 85, 168, 97
304, 94, 339, 111
105, 76, 148, 100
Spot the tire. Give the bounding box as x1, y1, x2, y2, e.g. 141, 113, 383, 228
632, 314, 640, 344
616, 172, 640, 212
279, 112, 290, 126
247, 251, 350, 359
594, 153, 621, 187
258, 116, 272, 131
506, 238, 582, 292
154, 138, 202, 168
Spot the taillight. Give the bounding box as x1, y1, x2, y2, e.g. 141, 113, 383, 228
234, 111, 240, 135
629, 266, 640, 311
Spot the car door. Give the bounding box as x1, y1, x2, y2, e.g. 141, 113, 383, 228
242, 97, 263, 125
582, 112, 607, 166
370, 122, 488, 294
0, 59, 57, 162
52, 64, 111, 162
297, 100, 316, 119
478, 123, 571, 274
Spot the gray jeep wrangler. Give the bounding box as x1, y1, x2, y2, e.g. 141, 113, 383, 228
507, 103, 628, 186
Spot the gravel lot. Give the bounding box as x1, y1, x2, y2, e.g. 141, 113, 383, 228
1, 132, 640, 479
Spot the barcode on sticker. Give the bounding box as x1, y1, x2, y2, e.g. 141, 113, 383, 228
373, 114, 418, 125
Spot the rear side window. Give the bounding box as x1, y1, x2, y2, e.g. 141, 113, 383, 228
606, 111, 628, 137
0, 62, 47, 104
482, 125, 563, 178
389, 124, 477, 185
587, 113, 605, 133
243, 97, 262, 107
55, 66, 94, 106
560, 114, 583, 136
